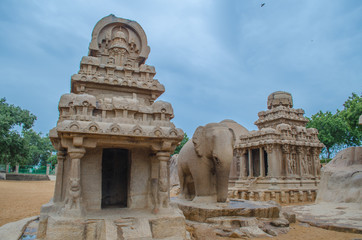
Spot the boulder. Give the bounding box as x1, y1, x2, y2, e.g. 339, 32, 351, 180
282, 211, 296, 223
316, 147, 362, 203
271, 218, 290, 227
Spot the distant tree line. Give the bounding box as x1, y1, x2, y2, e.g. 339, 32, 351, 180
0, 98, 55, 166
307, 93, 361, 159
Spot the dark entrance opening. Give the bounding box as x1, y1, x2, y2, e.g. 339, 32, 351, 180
102, 148, 129, 208
264, 150, 268, 176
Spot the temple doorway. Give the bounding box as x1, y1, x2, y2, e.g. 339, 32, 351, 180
101, 148, 129, 208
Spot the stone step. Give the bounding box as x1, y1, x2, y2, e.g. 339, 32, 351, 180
206, 216, 258, 228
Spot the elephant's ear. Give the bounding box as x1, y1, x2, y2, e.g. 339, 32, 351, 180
192, 126, 205, 157
229, 128, 236, 146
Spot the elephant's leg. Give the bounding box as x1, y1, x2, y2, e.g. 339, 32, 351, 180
184, 174, 195, 200
192, 166, 217, 203
178, 165, 187, 199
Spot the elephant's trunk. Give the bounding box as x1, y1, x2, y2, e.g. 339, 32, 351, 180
215, 159, 231, 202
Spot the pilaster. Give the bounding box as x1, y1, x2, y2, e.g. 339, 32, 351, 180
248, 149, 253, 178
238, 149, 247, 180
63, 147, 85, 215
53, 150, 66, 203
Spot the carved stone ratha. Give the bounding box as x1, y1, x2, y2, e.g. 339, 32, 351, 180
229, 91, 324, 204
37, 15, 185, 240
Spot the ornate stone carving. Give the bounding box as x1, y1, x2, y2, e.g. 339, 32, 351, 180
265, 144, 273, 154
232, 91, 323, 204
41, 15, 185, 239
65, 178, 81, 210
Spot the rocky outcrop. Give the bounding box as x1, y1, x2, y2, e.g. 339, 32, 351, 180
316, 146, 362, 203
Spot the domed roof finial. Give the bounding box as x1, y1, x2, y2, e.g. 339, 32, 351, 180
267, 91, 293, 109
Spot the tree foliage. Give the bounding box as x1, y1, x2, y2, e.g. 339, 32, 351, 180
0, 98, 55, 165
0, 98, 36, 164
339, 93, 362, 146
23, 130, 55, 166
173, 133, 189, 155
307, 93, 362, 159
307, 111, 347, 159
46, 154, 58, 166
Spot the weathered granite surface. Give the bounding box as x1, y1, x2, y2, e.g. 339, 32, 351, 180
0, 216, 38, 240
285, 202, 362, 234
316, 146, 362, 203
172, 198, 279, 222
284, 147, 362, 234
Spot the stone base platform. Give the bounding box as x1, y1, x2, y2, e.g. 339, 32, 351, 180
37, 207, 186, 240
285, 202, 362, 234
228, 178, 319, 204
228, 188, 317, 204
171, 198, 291, 238
171, 198, 280, 222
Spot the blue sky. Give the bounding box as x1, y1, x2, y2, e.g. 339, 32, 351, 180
0, 0, 361, 136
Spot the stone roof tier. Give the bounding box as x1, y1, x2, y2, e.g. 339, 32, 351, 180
51, 15, 184, 150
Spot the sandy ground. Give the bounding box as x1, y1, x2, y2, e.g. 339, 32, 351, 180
254, 223, 362, 240
0, 180, 54, 227
0, 180, 361, 239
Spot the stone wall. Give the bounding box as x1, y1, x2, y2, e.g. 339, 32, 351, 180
5, 174, 50, 181
81, 148, 102, 210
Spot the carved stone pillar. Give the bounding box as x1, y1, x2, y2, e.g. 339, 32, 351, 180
297, 147, 307, 176
259, 147, 265, 177
282, 145, 291, 176
248, 149, 253, 178
53, 150, 66, 203
290, 146, 297, 177
157, 151, 170, 210
151, 156, 159, 213
265, 145, 273, 177
305, 147, 312, 176
312, 148, 320, 176
296, 146, 303, 176
239, 149, 247, 180
64, 148, 85, 213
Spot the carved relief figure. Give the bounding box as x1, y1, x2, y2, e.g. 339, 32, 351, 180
177, 123, 235, 203
289, 147, 297, 175
65, 178, 81, 210
300, 148, 309, 175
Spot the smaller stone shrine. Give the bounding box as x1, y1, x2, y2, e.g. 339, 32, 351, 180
37, 15, 186, 240
229, 91, 324, 204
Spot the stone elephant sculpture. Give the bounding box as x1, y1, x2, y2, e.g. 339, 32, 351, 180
177, 123, 235, 203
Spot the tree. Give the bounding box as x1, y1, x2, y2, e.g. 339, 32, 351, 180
173, 133, 189, 155
23, 130, 55, 166
46, 154, 58, 166
339, 93, 362, 146
0, 98, 36, 165
306, 111, 347, 159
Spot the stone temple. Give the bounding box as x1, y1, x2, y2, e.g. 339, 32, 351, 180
38, 15, 186, 239
229, 91, 324, 204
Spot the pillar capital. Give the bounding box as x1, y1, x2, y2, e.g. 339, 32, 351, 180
57, 150, 67, 158
156, 151, 171, 162
281, 144, 290, 154
265, 145, 273, 154
68, 148, 85, 160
